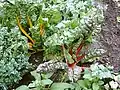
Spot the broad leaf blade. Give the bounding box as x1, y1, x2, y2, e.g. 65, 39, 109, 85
50, 83, 75, 90
16, 85, 29, 90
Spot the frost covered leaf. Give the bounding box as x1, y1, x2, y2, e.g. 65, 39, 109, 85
36, 60, 68, 73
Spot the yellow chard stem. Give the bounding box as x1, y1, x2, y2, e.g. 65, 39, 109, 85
27, 16, 33, 28
40, 24, 45, 36
28, 42, 34, 50
16, 16, 35, 44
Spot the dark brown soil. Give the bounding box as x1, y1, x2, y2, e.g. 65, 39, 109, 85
100, 0, 120, 72
29, 50, 44, 66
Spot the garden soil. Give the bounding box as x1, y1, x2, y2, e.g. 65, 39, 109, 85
100, 0, 120, 72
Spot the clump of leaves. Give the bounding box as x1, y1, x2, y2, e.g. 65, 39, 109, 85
42, 0, 103, 61
16, 63, 120, 90
75, 77, 104, 90
16, 71, 53, 90
77, 63, 120, 90
0, 26, 30, 85
0, 0, 104, 62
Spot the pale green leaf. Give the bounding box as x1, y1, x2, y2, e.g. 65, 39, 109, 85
77, 80, 91, 89
41, 79, 53, 85
92, 83, 99, 90
31, 71, 41, 80
50, 83, 75, 90
16, 85, 29, 90
41, 72, 54, 79
28, 82, 36, 88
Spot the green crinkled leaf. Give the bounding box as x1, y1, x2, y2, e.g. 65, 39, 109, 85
0, 26, 29, 85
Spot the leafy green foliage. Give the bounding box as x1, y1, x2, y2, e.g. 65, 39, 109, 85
50, 83, 75, 90
42, 0, 103, 60
0, 26, 29, 85
29, 71, 53, 88
16, 63, 120, 90
16, 85, 29, 90
79, 64, 120, 90
27, 71, 53, 90
75, 78, 104, 90
83, 63, 114, 80
72, 64, 119, 90
0, 0, 103, 61
0, 83, 8, 90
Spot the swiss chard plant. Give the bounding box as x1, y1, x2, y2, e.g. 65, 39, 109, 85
0, 0, 104, 79
0, 0, 103, 54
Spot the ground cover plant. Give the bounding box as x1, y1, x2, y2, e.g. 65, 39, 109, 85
0, 0, 120, 90
0, 26, 29, 85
